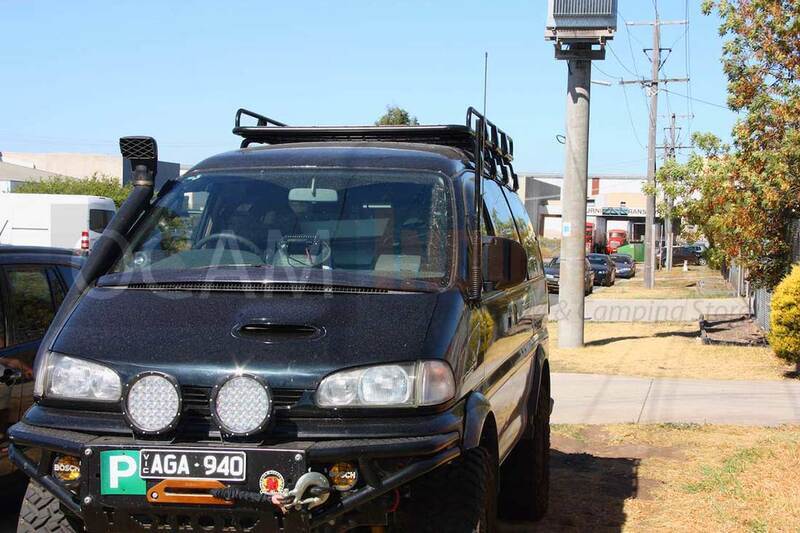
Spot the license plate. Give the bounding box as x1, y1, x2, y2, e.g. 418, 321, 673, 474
140, 449, 246, 482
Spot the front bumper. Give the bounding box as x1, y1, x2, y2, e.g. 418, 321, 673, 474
10, 421, 461, 532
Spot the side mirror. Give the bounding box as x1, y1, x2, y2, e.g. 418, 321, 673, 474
482, 236, 528, 290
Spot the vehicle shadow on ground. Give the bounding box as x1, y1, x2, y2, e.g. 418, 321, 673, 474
498, 449, 640, 532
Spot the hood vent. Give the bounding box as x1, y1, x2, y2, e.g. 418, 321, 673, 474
234, 323, 324, 343
122, 281, 389, 294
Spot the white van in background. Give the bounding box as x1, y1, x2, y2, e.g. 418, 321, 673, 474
0, 193, 116, 251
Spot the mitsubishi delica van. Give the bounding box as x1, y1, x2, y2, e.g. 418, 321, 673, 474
9, 107, 552, 532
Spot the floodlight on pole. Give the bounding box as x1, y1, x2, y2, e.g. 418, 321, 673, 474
546, 0, 617, 349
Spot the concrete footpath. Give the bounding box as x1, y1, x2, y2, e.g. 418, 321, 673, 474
552, 372, 800, 426
549, 297, 749, 322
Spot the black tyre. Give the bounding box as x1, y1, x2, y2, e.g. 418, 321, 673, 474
498, 376, 551, 522
395, 446, 497, 532
17, 482, 80, 533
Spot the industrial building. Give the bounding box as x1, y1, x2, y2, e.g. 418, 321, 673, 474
0, 151, 180, 192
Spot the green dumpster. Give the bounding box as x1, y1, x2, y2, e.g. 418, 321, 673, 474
616, 243, 644, 262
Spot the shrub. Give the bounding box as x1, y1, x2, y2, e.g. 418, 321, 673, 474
769, 264, 800, 371
15, 174, 131, 207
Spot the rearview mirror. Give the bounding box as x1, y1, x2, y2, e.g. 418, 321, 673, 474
482, 236, 528, 290
288, 187, 338, 203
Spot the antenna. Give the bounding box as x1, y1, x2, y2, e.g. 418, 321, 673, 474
483, 52, 489, 117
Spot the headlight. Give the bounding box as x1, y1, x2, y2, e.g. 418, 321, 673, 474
211, 374, 271, 436
124, 372, 181, 434
317, 361, 455, 408
37, 352, 121, 402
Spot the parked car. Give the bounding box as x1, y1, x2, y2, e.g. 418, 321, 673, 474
587, 253, 617, 286
0, 193, 116, 251
0, 246, 83, 502
544, 256, 595, 295
10, 108, 552, 532
661, 245, 707, 266
610, 253, 636, 278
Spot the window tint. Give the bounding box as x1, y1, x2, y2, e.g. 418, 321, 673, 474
482, 179, 516, 239
6, 268, 56, 345
89, 209, 114, 233
57, 265, 80, 289
503, 188, 543, 277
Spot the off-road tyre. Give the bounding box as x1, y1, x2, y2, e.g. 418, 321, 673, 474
17, 482, 81, 533
394, 446, 497, 532
498, 377, 551, 522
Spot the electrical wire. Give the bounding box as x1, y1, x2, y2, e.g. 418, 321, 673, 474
660, 88, 730, 110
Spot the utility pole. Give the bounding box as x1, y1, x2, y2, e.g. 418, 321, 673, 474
546, 2, 615, 348
664, 113, 678, 270
658, 113, 692, 270
644, 16, 660, 288
622, 7, 688, 288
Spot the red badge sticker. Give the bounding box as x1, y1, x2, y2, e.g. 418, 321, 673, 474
259, 470, 285, 495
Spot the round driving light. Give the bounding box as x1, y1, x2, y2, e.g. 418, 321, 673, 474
212, 375, 271, 436
124, 373, 181, 434
328, 462, 358, 492
52, 455, 81, 483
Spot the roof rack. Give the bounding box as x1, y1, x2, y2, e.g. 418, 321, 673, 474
232, 107, 519, 191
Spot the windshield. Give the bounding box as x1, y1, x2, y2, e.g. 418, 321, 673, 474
587, 255, 607, 265
110, 169, 453, 289
611, 255, 631, 263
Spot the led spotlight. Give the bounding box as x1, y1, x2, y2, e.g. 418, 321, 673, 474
124, 372, 181, 434
211, 374, 271, 436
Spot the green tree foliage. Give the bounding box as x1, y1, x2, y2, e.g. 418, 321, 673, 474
15, 174, 132, 207
769, 264, 800, 371
375, 105, 419, 126
684, 1, 800, 288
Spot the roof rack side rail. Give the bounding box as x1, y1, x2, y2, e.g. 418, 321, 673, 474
235, 108, 288, 129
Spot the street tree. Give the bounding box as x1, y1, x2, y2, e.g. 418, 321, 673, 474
697, 0, 800, 288
375, 105, 419, 126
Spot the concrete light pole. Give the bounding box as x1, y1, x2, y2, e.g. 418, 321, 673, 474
559, 53, 592, 348
546, 0, 616, 348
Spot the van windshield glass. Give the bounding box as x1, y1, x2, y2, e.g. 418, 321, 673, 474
111, 169, 453, 289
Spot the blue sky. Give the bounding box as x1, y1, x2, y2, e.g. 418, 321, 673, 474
0, 1, 736, 175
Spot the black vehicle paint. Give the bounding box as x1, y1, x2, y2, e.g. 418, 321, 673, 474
10, 117, 550, 532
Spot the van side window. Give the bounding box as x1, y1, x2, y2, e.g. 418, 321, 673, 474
6, 267, 56, 345
482, 179, 516, 239
0, 291, 5, 349
89, 209, 115, 233
503, 189, 543, 277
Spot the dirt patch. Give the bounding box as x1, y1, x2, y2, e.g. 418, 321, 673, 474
701, 314, 768, 346
500, 424, 800, 532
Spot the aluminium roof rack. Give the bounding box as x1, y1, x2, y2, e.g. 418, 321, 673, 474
232, 107, 519, 191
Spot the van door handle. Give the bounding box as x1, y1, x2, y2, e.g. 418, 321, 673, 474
0, 368, 22, 385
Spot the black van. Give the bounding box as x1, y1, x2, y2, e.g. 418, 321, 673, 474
10, 108, 551, 533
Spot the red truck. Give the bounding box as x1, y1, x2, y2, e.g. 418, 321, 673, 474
606, 229, 628, 254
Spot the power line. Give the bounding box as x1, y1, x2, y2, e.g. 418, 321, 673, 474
660, 88, 730, 110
